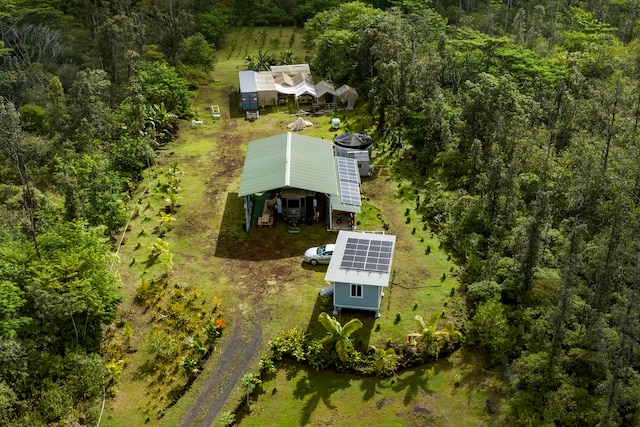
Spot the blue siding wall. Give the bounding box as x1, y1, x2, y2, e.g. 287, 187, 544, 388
239, 92, 259, 111
238, 71, 259, 111
333, 282, 381, 311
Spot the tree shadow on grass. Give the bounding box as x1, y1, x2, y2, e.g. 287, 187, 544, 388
447, 347, 496, 393
282, 360, 303, 382
391, 364, 438, 405
133, 358, 156, 381
359, 376, 387, 402
143, 254, 159, 269
226, 89, 243, 119
293, 369, 351, 426
337, 309, 375, 350
452, 347, 506, 405
305, 293, 336, 339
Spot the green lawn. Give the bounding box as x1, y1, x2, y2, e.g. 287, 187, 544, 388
234, 349, 504, 427
102, 27, 508, 427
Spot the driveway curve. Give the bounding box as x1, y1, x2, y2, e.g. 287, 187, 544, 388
180, 308, 264, 427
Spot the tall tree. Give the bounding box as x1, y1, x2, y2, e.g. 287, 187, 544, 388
24, 221, 123, 350
517, 191, 549, 294
0, 100, 41, 258
66, 69, 113, 145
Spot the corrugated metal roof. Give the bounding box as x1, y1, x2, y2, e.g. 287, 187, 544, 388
325, 231, 396, 287
238, 133, 338, 197
238, 70, 258, 93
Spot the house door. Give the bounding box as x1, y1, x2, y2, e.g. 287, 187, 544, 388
306, 195, 315, 225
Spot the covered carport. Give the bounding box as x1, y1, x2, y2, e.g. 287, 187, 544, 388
238, 133, 340, 231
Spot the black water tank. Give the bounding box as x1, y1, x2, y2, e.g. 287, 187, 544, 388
333, 133, 373, 157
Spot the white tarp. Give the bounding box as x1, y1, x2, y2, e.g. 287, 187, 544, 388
270, 64, 311, 75
271, 64, 317, 103
255, 71, 278, 106
336, 84, 359, 110
274, 72, 317, 99
274, 72, 295, 87
287, 116, 313, 131
315, 80, 337, 98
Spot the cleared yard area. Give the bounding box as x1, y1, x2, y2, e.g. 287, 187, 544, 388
102, 27, 507, 427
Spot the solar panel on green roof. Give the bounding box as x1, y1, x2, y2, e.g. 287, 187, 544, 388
337, 157, 361, 206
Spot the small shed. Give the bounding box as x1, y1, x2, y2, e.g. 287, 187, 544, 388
238, 70, 259, 111
325, 231, 396, 318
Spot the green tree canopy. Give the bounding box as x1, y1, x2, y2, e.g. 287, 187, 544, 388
137, 60, 193, 117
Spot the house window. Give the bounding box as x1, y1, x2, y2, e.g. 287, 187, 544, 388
351, 284, 363, 298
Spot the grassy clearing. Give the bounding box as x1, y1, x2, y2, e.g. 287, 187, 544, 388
103, 27, 507, 427
235, 349, 503, 427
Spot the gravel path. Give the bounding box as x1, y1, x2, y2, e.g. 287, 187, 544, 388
179, 308, 264, 427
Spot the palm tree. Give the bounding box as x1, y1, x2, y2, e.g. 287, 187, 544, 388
414, 313, 462, 357
415, 312, 440, 333
318, 312, 363, 363
239, 372, 261, 409
413, 312, 441, 357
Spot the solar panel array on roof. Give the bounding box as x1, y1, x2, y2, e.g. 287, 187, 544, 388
340, 237, 393, 273
337, 157, 361, 206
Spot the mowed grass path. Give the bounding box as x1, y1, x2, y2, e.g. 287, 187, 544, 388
103, 27, 506, 427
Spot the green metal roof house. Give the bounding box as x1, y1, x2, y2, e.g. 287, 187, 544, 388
238, 133, 361, 231
325, 230, 396, 318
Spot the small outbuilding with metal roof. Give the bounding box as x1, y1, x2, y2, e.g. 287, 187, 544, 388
238, 71, 278, 110
238, 70, 259, 111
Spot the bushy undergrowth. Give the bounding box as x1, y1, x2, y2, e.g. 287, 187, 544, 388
134, 275, 226, 416
266, 313, 463, 378
101, 316, 134, 395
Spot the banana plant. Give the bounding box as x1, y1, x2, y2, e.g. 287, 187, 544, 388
318, 312, 363, 363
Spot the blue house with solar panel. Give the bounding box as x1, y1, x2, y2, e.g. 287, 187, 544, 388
325, 231, 396, 318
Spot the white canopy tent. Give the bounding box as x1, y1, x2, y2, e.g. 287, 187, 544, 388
315, 80, 337, 100
273, 72, 317, 101
336, 85, 359, 110
254, 71, 278, 106
271, 64, 317, 104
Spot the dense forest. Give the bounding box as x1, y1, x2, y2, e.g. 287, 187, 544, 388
2, 0, 640, 425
